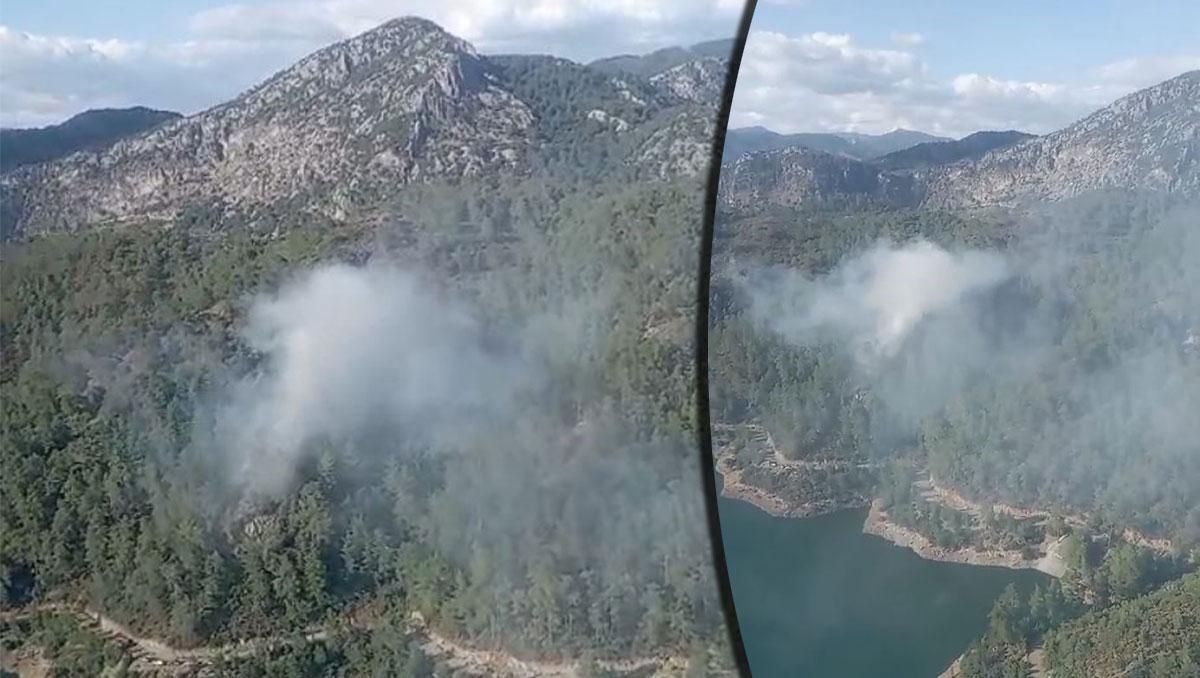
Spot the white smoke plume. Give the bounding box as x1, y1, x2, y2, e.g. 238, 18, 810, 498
212, 263, 536, 495
745, 239, 1011, 362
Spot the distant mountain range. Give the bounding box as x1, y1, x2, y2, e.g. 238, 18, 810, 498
0, 107, 180, 173
0, 18, 728, 239
723, 126, 951, 162
720, 70, 1200, 210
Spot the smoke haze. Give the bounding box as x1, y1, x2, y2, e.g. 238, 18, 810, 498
735, 198, 1200, 481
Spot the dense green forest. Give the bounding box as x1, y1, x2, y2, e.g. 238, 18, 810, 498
2, 611, 133, 676
0, 174, 729, 674
876, 461, 1046, 554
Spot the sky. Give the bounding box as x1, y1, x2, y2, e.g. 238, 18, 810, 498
0, 0, 744, 127
734, 0, 1200, 137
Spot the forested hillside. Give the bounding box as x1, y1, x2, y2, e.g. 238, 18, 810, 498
953, 570, 1200, 678
0, 17, 734, 677
711, 73, 1200, 546
1044, 572, 1200, 677
1, 175, 728, 675
0, 107, 181, 173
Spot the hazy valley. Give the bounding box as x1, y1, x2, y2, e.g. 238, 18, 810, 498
711, 70, 1200, 677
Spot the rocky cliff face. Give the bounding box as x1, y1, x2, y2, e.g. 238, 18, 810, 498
1, 17, 729, 239
924, 70, 1200, 208
1, 18, 534, 236
648, 57, 727, 103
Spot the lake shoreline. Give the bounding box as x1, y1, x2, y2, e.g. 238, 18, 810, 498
715, 467, 1069, 577
714, 452, 869, 519
717, 483, 1051, 678
713, 422, 1074, 576
862, 499, 1067, 577
712, 422, 874, 519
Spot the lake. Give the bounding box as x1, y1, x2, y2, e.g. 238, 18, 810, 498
718, 494, 1049, 677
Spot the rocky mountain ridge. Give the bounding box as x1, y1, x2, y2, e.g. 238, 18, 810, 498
649, 57, 727, 103
719, 71, 1200, 211
0, 17, 728, 239
924, 70, 1200, 207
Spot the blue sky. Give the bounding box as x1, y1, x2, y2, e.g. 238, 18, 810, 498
1, 1, 217, 40
736, 0, 1200, 136
755, 0, 1200, 83
0, 0, 743, 127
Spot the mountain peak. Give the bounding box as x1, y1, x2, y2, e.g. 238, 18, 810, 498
0, 16, 726, 239
375, 15, 451, 33
0, 17, 535, 237
348, 15, 477, 56
241, 14, 481, 107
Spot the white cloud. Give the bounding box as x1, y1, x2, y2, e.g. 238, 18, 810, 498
951, 73, 1063, 101
730, 28, 1198, 138
1, 0, 740, 128
1092, 54, 1200, 89
891, 32, 924, 47
0, 24, 311, 127
741, 30, 921, 96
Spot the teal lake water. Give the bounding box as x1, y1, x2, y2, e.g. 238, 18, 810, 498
718, 495, 1049, 677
